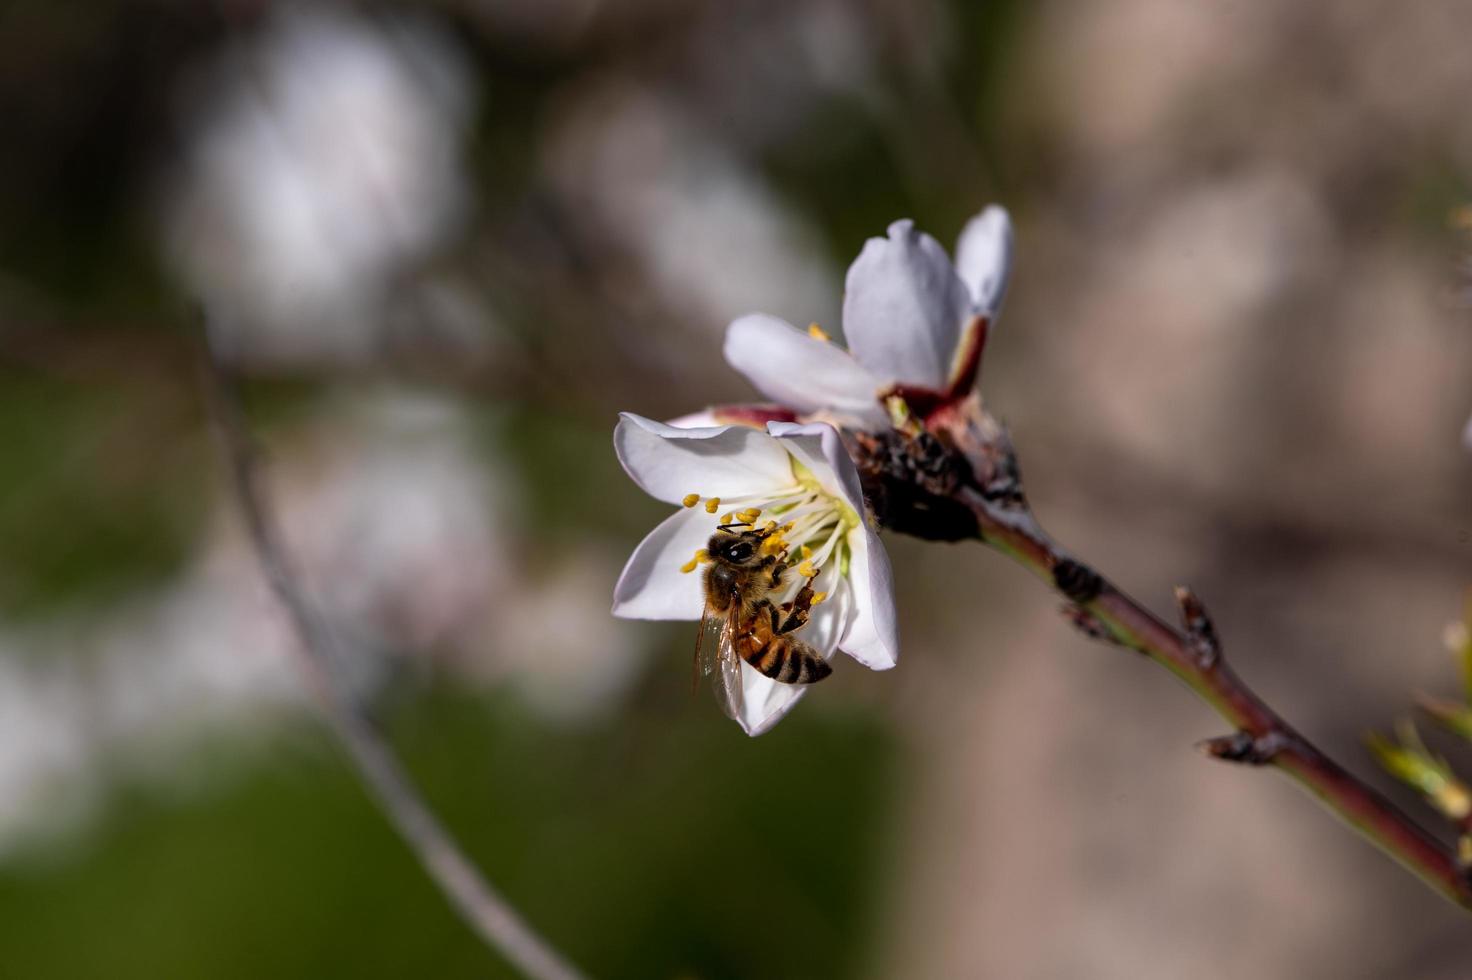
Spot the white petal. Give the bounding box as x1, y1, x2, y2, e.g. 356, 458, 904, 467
765, 421, 869, 519
765, 422, 896, 669
671, 405, 803, 430
954, 205, 1013, 315
666, 409, 720, 428
734, 665, 811, 737
724, 314, 889, 427
614, 413, 795, 505
836, 524, 898, 669
611, 506, 712, 620
842, 219, 972, 388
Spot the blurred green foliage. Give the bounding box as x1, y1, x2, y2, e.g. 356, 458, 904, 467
0, 369, 205, 622
0, 685, 898, 979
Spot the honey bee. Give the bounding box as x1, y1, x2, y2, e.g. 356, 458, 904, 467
695, 522, 833, 720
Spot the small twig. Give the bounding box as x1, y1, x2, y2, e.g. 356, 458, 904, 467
1196, 730, 1288, 765
200, 326, 589, 980
1060, 604, 1119, 645
1173, 585, 1221, 669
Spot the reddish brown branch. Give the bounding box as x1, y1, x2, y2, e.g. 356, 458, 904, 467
954, 472, 1472, 909
855, 402, 1472, 911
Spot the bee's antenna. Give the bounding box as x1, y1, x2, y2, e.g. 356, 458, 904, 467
717, 522, 754, 532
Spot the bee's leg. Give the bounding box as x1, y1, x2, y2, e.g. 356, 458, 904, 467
763, 557, 785, 590
777, 582, 817, 634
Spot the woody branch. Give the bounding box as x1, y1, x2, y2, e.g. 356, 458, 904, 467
852, 394, 1472, 911
200, 324, 589, 980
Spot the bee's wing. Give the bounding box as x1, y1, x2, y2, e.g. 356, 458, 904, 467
695, 607, 727, 680
711, 607, 745, 722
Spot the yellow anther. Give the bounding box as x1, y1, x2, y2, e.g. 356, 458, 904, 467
720, 512, 735, 524
781, 522, 795, 533
797, 560, 817, 579
811, 591, 828, 605
737, 508, 762, 523
760, 534, 788, 556
800, 545, 813, 559
763, 520, 778, 531
807, 323, 831, 342
704, 497, 721, 514
682, 493, 701, 508
680, 549, 711, 574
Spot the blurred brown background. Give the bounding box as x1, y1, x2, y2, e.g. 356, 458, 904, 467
1, 1, 1470, 977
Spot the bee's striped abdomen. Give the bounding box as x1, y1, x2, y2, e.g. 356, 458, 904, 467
739, 634, 832, 685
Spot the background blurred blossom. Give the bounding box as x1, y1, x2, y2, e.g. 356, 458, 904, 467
0, 1, 1469, 977
480, 557, 649, 725
544, 83, 842, 337
165, 5, 476, 362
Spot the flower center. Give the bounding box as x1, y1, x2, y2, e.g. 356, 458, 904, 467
678, 461, 858, 589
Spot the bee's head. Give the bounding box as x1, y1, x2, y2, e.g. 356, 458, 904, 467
707, 526, 767, 566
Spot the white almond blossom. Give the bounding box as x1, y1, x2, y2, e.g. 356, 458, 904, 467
167, 5, 473, 357
611, 413, 897, 735
719, 206, 1013, 428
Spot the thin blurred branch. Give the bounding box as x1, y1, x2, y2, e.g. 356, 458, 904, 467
200, 319, 590, 980
855, 397, 1472, 912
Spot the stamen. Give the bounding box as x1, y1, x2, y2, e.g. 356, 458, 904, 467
811, 592, 828, 605
797, 560, 817, 579
784, 511, 828, 543
736, 507, 762, 523
778, 499, 828, 528
800, 545, 813, 559
682, 493, 701, 508
704, 497, 721, 514
808, 522, 846, 571
720, 489, 794, 505
679, 548, 710, 574
720, 512, 735, 524
807, 322, 831, 342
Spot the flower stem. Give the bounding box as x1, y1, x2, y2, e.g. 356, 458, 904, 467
954, 481, 1472, 910
853, 402, 1472, 910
